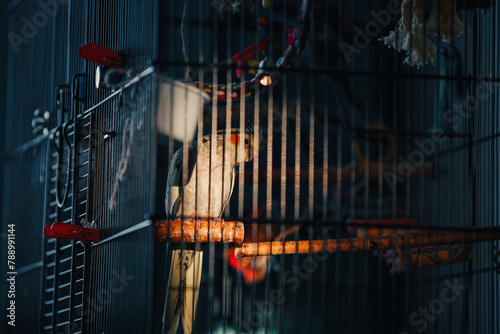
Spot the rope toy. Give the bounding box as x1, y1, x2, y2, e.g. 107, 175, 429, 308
381, 0, 465, 67
196, 0, 311, 100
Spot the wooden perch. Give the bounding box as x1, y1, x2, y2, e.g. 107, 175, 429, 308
234, 229, 500, 258
154, 219, 244, 244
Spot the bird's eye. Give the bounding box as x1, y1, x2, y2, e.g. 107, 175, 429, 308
244, 138, 250, 146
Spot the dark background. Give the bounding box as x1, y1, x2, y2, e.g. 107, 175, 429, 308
1, 1, 499, 333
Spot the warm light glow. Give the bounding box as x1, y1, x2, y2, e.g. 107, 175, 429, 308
95, 66, 101, 89
260, 75, 272, 86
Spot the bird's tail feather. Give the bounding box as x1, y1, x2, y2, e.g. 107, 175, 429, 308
163, 248, 203, 334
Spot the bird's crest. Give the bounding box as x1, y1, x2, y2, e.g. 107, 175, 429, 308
230, 134, 240, 146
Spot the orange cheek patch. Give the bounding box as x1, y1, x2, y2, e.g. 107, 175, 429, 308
230, 134, 240, 146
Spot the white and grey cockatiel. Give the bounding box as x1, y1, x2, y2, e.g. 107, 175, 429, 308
163, 123, 259, 333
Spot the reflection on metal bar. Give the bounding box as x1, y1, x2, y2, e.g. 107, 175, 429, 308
90, 220, 152, 248
83, 66, 155, 114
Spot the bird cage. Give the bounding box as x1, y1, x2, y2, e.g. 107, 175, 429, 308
1, 0, 500, 334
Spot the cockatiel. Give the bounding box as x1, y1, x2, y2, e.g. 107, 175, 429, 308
163, 123, 259, 333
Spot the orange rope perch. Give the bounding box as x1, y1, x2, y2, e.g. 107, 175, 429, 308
154, 219, 245, 244
234, 230, 500, 258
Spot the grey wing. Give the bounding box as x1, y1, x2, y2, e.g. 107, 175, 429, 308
228, 169, 236, 205
219, 168, 236, 217
165, 149, 183, 219
165, 143, 199, 219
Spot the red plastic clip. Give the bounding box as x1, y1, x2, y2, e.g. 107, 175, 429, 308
43, 222, 101, 243
232, 36, 275, 78
232, 37, 274, 64
78, 42, 123, 69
